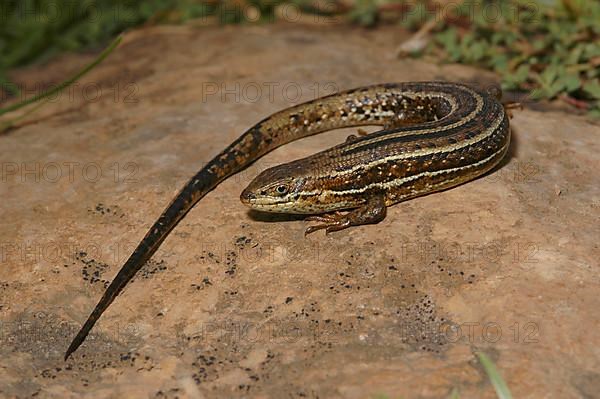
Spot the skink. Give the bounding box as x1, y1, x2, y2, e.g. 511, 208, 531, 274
65, 81, 510, 359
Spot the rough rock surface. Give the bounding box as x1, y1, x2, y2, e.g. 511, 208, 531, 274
1, 24, 599, 398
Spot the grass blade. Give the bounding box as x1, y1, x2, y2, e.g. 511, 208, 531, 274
0, 35, 122, 119
0, 98, 51, 132
476, 352, 513, 399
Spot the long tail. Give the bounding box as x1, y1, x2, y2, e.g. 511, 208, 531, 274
64, 125, 270, 359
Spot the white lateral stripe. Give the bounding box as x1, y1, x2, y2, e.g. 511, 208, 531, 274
317, 109, 504, 180
296, 141, 507, 198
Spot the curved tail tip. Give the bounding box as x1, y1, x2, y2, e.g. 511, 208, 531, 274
64, 343, 77, 361
64, 332, 85, 361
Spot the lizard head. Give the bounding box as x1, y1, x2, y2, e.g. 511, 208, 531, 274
240, 161, 313, 213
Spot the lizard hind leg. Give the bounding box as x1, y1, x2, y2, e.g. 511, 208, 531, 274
304, 195, 387, 235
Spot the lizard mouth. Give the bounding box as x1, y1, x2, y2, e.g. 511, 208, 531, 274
240, 189, 296, 213
239, 189, 278, 209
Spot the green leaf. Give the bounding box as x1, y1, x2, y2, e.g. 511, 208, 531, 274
491, 53, 509, 72
436, 28, 460, 61
469, 41, 487, 62
561, 73, 582, 92
504, 64, 531, 89
583, 81, 600, 99
566, 44, 583, 64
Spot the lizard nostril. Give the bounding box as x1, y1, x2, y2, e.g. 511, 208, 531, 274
241, 190, 255, 202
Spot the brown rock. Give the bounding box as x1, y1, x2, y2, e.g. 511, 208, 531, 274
1, 24, 598, 398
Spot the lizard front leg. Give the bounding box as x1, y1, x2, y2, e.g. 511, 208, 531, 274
304, 194, 387, 235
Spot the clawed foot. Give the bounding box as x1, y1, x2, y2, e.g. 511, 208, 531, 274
304, 212, 350, 235
303, 195, 387, 236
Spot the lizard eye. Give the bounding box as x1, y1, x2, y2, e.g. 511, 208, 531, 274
275, 185, 289, 195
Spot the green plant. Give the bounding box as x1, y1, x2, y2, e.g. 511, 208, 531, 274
2, 0, 598, 119
423, 0, 600, 117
